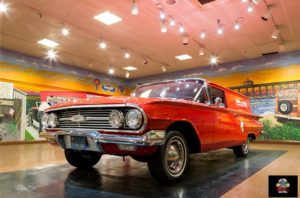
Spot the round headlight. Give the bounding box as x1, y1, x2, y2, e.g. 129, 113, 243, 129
48, 113, 58, 128
109, 110, 124, 128
41, 113, 49, 127
126, 109, 143, 129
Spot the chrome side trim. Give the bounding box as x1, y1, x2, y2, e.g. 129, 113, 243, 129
45, 104, 126, 112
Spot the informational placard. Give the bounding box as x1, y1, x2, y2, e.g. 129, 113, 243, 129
0, 82, 14, 99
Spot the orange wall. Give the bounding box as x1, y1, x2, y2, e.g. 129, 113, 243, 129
0, 62, 132, 96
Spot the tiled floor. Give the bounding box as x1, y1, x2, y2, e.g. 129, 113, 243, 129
0, 142, 299, 197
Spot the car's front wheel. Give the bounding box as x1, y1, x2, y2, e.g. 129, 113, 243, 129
64, 149, 102, 169
147, 131, 188, 183
233, 137, 250, 157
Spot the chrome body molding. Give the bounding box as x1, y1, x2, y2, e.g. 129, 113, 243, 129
40, 130, 166, 152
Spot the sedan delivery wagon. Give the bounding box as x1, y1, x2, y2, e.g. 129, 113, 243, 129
40, 78, 262, 183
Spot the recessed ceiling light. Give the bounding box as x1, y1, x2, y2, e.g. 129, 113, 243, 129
124, 52, 131, 59
94, 11, 122, 25
125, 72, 130, 78
175, 54, 192, 60
210, 55, 218, 65
131, 0, 138, 15
37, 39, 60, 48
123, 66, 137, 71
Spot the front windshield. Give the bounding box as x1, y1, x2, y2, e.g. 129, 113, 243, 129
133, 79, 204, 101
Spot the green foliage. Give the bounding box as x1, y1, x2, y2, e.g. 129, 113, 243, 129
25, 130, 36, 141
260, 121, 300, 141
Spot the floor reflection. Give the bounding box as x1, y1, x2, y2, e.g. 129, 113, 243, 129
0, 149, 286, 198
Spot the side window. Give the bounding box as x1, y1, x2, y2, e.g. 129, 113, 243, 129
196, 88, 209, 104
208, 86, 226, 107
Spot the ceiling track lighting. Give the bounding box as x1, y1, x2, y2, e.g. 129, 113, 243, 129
108, 67, 115, 75
124, 51, 131, 59
247, 1, 254, 13
234, 17, 243, 30
131, 0, 138, 15
159, 8, 166, 20
179, 23, 185, 34
271, 28, 280, 39
182, 34, 189, 45
261, 8, 272, 21
161, 65, 167, 72
199, 48, 204, 56
200, 30, 206, 39
161, 21, 167, 33
61, 25, 70, 36
46, 49, 57, 61
217, 19, 224, 35
99, 40, 107, 49
210, 55, 218, 65
0, 2, 8, 13
169, 16, 176, 27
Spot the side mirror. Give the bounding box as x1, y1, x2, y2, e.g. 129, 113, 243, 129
214, 97, 224, 107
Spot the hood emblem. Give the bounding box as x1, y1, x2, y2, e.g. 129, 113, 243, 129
70, 115, 85, 122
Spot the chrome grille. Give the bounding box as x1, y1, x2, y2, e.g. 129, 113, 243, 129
56, 109, 113, 129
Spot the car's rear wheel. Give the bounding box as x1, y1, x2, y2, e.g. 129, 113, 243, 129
64, 149, 102, 169
147, 131, 188, 183
233, 137, 250, 157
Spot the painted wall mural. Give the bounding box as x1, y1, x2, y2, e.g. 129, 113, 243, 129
0, 48, 133, 142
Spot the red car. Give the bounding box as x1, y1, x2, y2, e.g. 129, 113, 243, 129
40, 78, 262, 183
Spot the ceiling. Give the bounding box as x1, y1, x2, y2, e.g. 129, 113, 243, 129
1, 0, 300, 79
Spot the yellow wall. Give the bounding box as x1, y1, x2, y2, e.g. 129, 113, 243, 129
0, 62, 131, 96
202, 64, 300, 87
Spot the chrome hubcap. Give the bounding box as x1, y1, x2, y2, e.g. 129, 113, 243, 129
242, 138, 249, 154
165, 136, 187, 177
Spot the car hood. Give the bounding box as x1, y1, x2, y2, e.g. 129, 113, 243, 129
46, 96, 195, 111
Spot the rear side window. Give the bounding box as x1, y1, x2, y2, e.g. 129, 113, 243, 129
209, 86, 226, 107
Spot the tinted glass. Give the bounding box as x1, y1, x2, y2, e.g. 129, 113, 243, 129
133, 80, 204, 101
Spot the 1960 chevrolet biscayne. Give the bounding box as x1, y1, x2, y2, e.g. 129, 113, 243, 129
40, 78, 262, 183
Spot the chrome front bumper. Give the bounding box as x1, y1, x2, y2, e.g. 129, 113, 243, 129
40, 130, 166, 151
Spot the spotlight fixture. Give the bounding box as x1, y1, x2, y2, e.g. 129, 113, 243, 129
234, 17, 243, 30
164, 0, 177, 5
143, 57, 148, 64
179, 23, 185, 34
271, 28, 279, 39
0, 2, 8, 13
99, 40, 107, 49
261, 8, 272, 21
161, 65, 167, 72
182, 34, 189, 45
169, 16, 176, 27
200, 30, 206, 39
217, 19, 224, 35
252, 0, 260, 4
61, 26, 70, 36
159, 9, 166, 20
247, 1, 254, 12
241, 0, 247, 2
131, 0, 138, 15
46, 49, 57, 60
124, 51, 131, 59
108, 68, 115, 75
210, 55, 218, 65
125, 71, 130, 78
199, 48, 204, 56
161, 21, 167, 33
